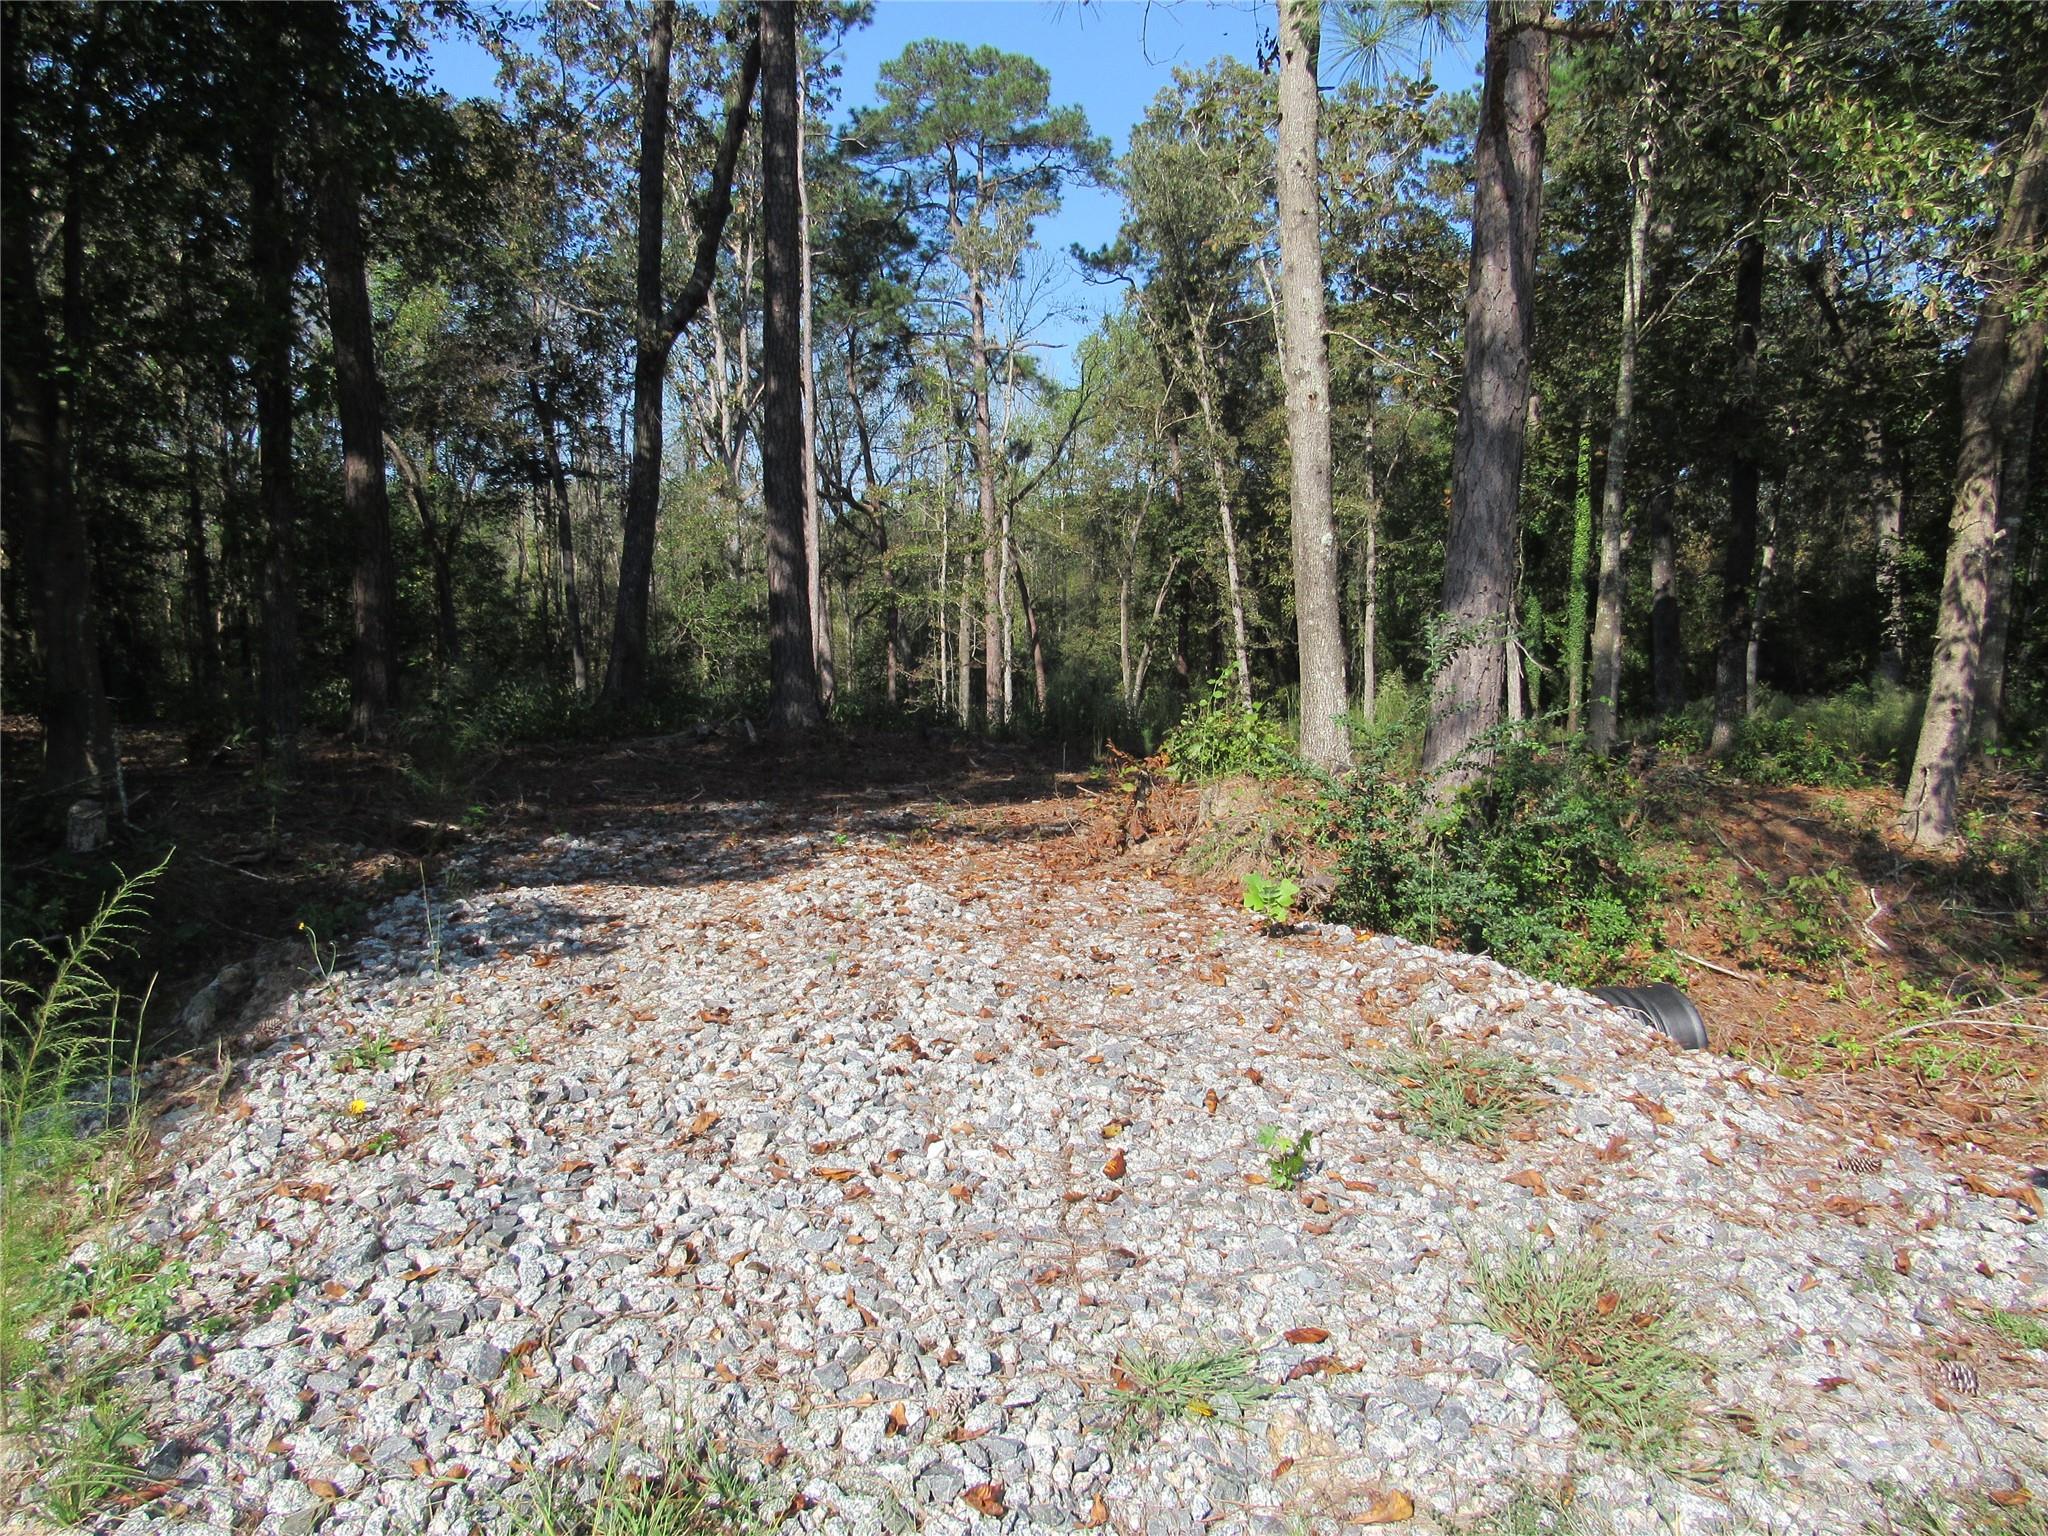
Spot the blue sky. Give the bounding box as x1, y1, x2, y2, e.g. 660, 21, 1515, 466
427, 1, 1478, 379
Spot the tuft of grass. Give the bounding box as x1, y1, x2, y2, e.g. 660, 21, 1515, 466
1372, 1040, 1543, 1147
502, 1433, 780, 1536
1474, 1484, 1607, 1536
41, 1392, 148, 1524
1470, 1241, 1705, 1465
1866, 1479, 2048, 1536
334, 1034, 397, 1072
1111, 1346, 1274, 1442
1986, 1309, 2048, 1351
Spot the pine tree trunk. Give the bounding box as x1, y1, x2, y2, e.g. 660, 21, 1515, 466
1874, 455, 1909, 685
971, 280, 1003, 728
759, 0, 820, 732
1707, 230, 1765, 758
3, 39, 119, 801
798, 61, 832, 708
1564, 425, 1592, 734
1746, 489, 1777, 715
1276, 0, 1351, 771
182, 389, 223, 732
605, 2, 759, 708
1421, 0, 1551, 795
530, 381, 588, 692
1901, 87, 2048, 846
1587, 112, 1656, 756
1975, 372, 2039, 746
1648, 477, 1682, 712
607, 0, 678, 709
249, 140, 299, 764
1360, 408, 1379, 717
1189, 371, 1254, 706
1009, 536, 1050, 718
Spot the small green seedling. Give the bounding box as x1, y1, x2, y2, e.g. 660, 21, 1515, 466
334, 1035, 397, 1072
1257, 1126, 1312, 1191
1242, 872, 1300, 931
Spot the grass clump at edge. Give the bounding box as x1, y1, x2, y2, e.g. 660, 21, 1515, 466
1866, 1478, 2047, 1536
1372, 1038, 1544, 1147
1471, 1241, 1705, 1466
1986, 1309, 2048, 1351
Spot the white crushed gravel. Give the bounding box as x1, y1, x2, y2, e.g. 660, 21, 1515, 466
91, 800, 2046, 1534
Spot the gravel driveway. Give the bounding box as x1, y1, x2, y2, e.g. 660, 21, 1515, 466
99, 798, 2045, 1534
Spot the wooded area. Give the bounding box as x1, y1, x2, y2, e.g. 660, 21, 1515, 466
3, 0, 2043, 844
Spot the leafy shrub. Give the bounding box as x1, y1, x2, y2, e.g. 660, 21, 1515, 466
1162, 674, 1298, 782
1724, 714, 1871, 788
1326, 741, 1655, 984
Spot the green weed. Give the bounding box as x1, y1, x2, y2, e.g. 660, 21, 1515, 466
334, 1035, 398, 1072
1110, 1346, 1274, 1442
1473, 1484, 1605, 1536
40, 1393, 147, 1524
501, 1431, 780, 1536
1256, 1126, 1312, 1191
1242, 871, 1300, 930
1372, 1041, 1543, 1147
1471, 1241, 1704, 1465
2, 858, 166, 1430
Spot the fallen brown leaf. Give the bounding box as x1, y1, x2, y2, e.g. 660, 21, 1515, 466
1284, 1327, 1330, 1344
961, 1482, 1006, 1516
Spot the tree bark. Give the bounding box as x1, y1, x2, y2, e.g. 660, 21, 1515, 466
1564, 425, 1592, 734
760, 0, 820, 732
3, 103, 118, 798
1276, 0, 1351, 771
1901, 86, 2048, 845
1421, 0, 1550, 795
529, 379, 588, 692
385, 434, 461, 668
1008, 536, 1050, 718
1746, 487, 1777, 714
1186, 374, 1254, 705
1647, 477, 1682, 713
1976, 373, 2039, 746
605, 1, 761, 707
970, 279, 1004, 728
798, 58, 832, 708
1706, 230, 1765, 758
317, 146, 399, 736
181, 387, 223, 732
249, 138, 299, 763
1587, 107, 1657, 756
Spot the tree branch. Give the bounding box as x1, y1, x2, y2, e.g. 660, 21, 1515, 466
661, 13, 764, 348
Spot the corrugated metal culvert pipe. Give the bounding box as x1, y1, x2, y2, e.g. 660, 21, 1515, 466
1590, 983, 1708, 1050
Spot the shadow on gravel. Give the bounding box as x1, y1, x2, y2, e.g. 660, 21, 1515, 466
1, 718, 1087, 1067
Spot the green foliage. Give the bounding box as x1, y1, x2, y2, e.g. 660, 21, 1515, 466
1110, 1346, 1274, 1442
1986, 1309, 2048, 1351
2, 859, 166, 1423
1471, 1242, 1705, 1465
1725, 714, 1873, 788
1327, 741, 1654, 984
40, 1393, 147, 1525
1255, 1125, 1312, 1190
1164, 675, 1299, 782
1867, 1480, 2048, 1536
1241, 871, 1300, 929
1372, 1039, 1543, 1146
